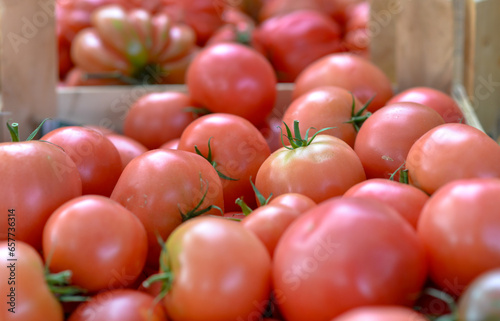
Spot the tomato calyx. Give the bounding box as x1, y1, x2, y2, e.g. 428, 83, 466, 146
279, 120, 334, 150
45, 269, 89, 302
183, 106, 213, 117
235, 177, 272, 216
194, 137, 239, 181
7, 118, 50, 142
389, 162, 409, 184
178, 177, 222, 222
143, 235, 174, 303
343, 94, 373, 132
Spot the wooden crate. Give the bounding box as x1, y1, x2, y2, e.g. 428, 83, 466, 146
0, 0, 497, 141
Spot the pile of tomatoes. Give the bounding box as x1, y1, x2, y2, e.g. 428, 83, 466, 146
3, 1, 500, 320
57, 0, 369, 85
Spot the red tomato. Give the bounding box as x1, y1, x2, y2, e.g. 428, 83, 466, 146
342, 1, 370, 57
106, 134, 148, 171
417, 178, 500, 294
43, 195, 148, 293
241, 203, 301, 257
68, 289, 168, 321
282, 86, 366, 148
268, 193, 317, 213
178, 113, 271, 212
273, 197, 428, 320
293, 53, 394, 112
386, 87, 465, 123
343, 178, 430, 229
259, 0, 321, 22
458, 268, 500, 321
252, 10, 342, 82
41, 126, 122, 197
255, 132, 366, 204
406, 123, 500, 195
258, 116, 284, 153
0, 241, 64, 320
110, 149, 225, 269
353, 102, 445, 181
186, 43, 277, 126
159, 138, 180, 150
0, 140, 82, 250
160, 216, 272, 321
206, 7, 255, 47
332, 305, 429, 321
123, 91, 196, 149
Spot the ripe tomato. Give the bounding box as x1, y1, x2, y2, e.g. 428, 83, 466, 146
353, 102, 445, 181
205, 7, 255, 47
343, 178, 429, 229
457, 268, 500, 321
259, 0, 321, 22
0, 139, 82, 250
68, 289, 168, 321
406, 123, 500, 195
332, 306, 429, 321
273, 197, 428, 320
293, 53, 394, 112
1, 241, 64, 321
43, 195, 148, 293
258, 116, 284, 153
417, 178, 500, 294
160, 138, 180, 150
178, 113, 271, 212
386, 86, 465, 123
186, 43, 277, 126
106, 134, 148, 171
282, 86, 366, 148
41, 126, 122, 197
241, 203, 301, 257
255, 125, 366, 203
71, 5, 197, 84
342, 1, 370, 57
252, 10, 342, 82
123, 91, 196, 149
268, 193, 317, 213
159, 216, 272, 321
110, 149, 225, 269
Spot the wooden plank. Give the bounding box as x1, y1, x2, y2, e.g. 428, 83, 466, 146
463, 0, 500, 139
369, 0, 400, 84
395, 0, 455, 93
0, 0, 57, 141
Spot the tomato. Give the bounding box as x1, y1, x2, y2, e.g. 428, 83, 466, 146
159, 216, 272, 321
252, 10, 342, 82
268, 193, 317, 213
41, 126, 122, 197
123, 91, 196, 149
71, 5, 197, 84
353, 102, 445, 181
205, 7, 255, 47
273, 197, 428, 320
332, 306, 429, 321
282, 86, 366, 148
110, 149, 225, 270
386, 86, 465, 123
458, 268, 500, 321
259, 0, 321, 22
0, 241, 64, 321
161, 0, 227, 46
343, 178, 429, 229
43, 195, 148, 293
318, 0, 366, 24
186, 43, 277, 126
406, 123, 500, 195
0, 139, 82, 250
68, 289, 168, 321
159, 138, 180, 150
178, 113, 271, 212
106, 134, 148, 171
258, 116, 284, 153
293, 53, 394, 112
417, 178, 500, 294
342, 1, 370, 58
255, 125, 366, 203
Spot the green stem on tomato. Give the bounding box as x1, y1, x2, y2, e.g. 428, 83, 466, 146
178, 176, 222, 222
279, 120, 335, 150
6, 118, 50, 142
45, 270, 89, 302
235, 198, 253, 216
343, 94, 374, 132
194, 137, 239, 181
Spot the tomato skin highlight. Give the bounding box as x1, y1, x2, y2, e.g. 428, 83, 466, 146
0, 241, 64, 321
273, 197, 428, 321
331, 305, 429, 321
42, 195, 148, 293
418, 178, 500, 295
162, 216, 272, 321
255, 135, 366, 203
0, 141, 82, 250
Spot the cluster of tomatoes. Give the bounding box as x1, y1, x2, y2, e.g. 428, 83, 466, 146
2, 35, 500, 320
57, 0, 369, 85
